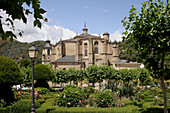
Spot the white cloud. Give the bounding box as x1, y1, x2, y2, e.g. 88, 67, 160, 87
0, 11, 76, 44
86, 6, 90, 9
1, 9, 122, 44
99, 8, 109, 12
110, 30, 123, 42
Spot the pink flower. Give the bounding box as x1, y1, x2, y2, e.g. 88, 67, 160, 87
94, 102, 96, 104
114, 92, 116, 95
122, 103, 125, 106
138, 91, 140, 93
117, 96, 119, 99
68, 102, 71, 105
34, 92, 37, 95
54, 99, 56, 101
39, 95, 42, 97
108, 104, 110, 107
63, 95, 66, 98
82, 100, 83, 102
93, 98, 95, 100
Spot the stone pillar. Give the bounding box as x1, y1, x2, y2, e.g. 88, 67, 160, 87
88, 39, 93, 65
112, 44, 119, 61
75, 40, 80, 61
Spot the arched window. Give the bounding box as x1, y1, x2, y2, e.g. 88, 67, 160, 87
47, 49, 50, 55
84, 43, 88, 56
94, 41, 98, 54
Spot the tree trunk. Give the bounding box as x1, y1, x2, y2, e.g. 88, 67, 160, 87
160, 52, 168, 113
160, 78, 168, 113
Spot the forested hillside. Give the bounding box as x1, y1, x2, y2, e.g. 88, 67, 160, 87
0, 39, 45, 64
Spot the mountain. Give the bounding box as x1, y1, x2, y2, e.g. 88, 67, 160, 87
0, 39, 45, 64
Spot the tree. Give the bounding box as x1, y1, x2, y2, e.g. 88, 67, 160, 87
32, 64, 52, 88
86, 65, 99, 87
54, 69, 68, 87
121, 0, 170, 112
0, 0, 47, 41
0, 56, 22, 105
20, 59, 31, 68
21, 66, 31, 87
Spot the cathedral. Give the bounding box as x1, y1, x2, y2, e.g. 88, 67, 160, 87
42, 25, 140, 69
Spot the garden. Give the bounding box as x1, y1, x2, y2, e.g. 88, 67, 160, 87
0, 56, 170, 113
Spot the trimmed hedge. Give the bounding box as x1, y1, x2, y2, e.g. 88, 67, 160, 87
48, 105, 141, 113
142, 102, 170, 113
36, 98, 55, 113
10, 99, 41, 113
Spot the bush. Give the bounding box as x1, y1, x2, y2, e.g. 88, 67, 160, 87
95, 89, 117, 107
83, 87, 94, 94
34, 87, 49, 100
0, 56, 22, 85
0, 56, 22, 105
31, 64, 52, 88
32, 64, 52, 80
11, 99, 41, 113
56, 86, 86, 107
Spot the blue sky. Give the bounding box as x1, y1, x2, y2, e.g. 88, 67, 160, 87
40, 0, 145, 34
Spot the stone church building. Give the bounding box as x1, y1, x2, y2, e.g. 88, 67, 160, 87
42, 25, 140, 69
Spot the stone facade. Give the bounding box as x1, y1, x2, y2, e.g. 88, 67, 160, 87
42, 25, 140, 69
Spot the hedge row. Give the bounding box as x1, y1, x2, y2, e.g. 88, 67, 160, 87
48, 105, 141, 113
142, 102, 170, 113
0, 99, 42, 113
36, 98, 55, 113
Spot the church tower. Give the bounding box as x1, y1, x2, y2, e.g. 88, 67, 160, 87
42, 39, 52, 64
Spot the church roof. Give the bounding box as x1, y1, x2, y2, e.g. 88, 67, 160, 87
54, 55, 79, 63
114, 60, 140, 64
74, 33, 101, 40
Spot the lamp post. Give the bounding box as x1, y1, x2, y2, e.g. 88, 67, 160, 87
28, 44, 38, 113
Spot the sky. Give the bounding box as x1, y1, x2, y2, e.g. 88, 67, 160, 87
40, 0, 145, 34
1, 0, 146, 44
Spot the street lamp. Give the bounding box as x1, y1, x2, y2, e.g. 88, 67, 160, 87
28, 44, 38, 113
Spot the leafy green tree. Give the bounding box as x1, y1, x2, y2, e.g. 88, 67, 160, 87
121, 0, 170, 112
54, 69, 68, 87
0, 0, 47, 41
20, 59, 31, 68
77, 69, 86, 86
21, 66, 31, 86
86, 65, 99, 87
68, 68, 77, 85
31, 64, 52, 88
0, 56, 22, 105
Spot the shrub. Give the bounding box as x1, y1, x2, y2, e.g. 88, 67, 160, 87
83, 87, 94, 94
0, 56, 22, 105
31, 64, 52, 88
11, 99, 41, 113
95, 89, 117, 107
0, 56, 22, 85
34, 87, 49, 100
33, 64, 52, 80
56, 86, 86, 107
